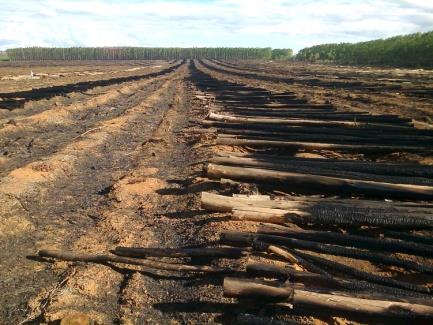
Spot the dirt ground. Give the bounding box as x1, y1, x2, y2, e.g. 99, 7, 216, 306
1, 59, 433, 324
0, 60, 167, 93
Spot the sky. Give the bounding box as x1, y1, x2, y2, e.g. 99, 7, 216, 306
0, 0, 432, 52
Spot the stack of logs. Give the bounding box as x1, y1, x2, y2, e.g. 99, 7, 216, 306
193, 61, 433, 321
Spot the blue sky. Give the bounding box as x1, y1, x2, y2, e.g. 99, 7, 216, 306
1, 0, 432, 52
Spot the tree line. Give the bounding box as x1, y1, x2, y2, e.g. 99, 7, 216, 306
296, 31, 433, 68
5, 47, 284, 61
4, 47, 295, 61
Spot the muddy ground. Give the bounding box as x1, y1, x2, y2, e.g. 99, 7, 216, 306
1, 60, 433, 324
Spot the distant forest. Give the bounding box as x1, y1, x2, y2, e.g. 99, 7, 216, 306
4, 47, 293, 61
0, 51, 8, 61
296, 31, 433, 68
4, 30, 432, 68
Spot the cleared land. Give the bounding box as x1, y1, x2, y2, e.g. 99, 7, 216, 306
1, 59, 433, 324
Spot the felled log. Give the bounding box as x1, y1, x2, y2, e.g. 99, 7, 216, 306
209, 155, 433, 185
223, 278, 433, 318
218, 107, 337, 114
38, 249, 232, 273
382, 231, 433, 246
114, 246, 247, 258
209, 153, 433, 186
217, 132, 375, 145
201, 192, 432, 215
206, 164, 433, 200
258, 225, 433, 258
209, 112, 412, 130
294, 250, 431, 294
201, 192, 433, 229
223, 108, 397, 118
220, 231, 433, 275
216, 137, 431, 154
215, 110, 411, 124
222, 103, 334, 109
216, 130, 433, 147
216, 128, 433, 145
303, 207, 432, 229
246, 261, 433, 302
210, 156, 433, 185
213, 152, 433, 178
201, 117, 433, 136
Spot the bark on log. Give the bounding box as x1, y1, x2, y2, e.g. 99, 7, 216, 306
206, 164, 433, 200
232, 207, 298, 224
223, 277, 294, 301
38, 249, 233, 273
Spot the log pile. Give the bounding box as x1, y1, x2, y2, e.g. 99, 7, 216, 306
192, 62, 433, 321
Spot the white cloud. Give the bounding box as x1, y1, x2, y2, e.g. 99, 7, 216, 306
0, 0, 432, 51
